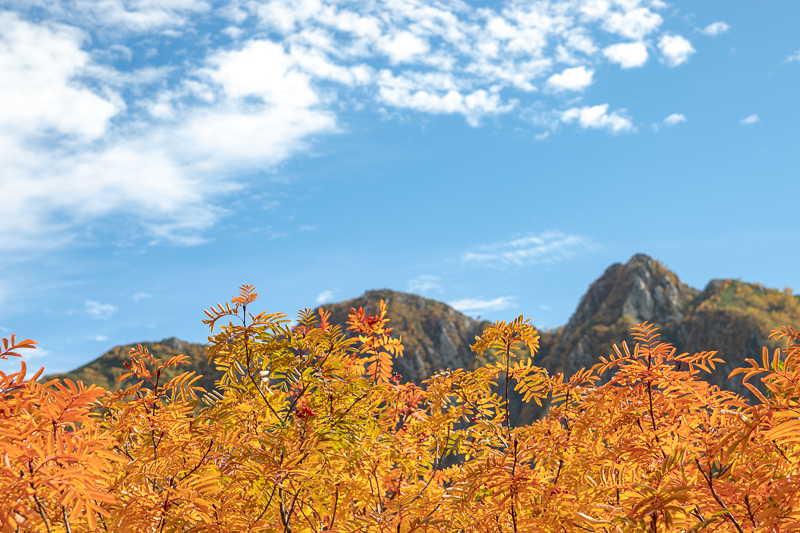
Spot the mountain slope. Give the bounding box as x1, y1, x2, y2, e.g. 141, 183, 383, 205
44, 290, 495, 392
519, 255, 800, 423
314, 289, 492, 384
538, 254, 699, 377
46, 337, 217, 393
47, 255, 800, 426
681, 278, 800, 396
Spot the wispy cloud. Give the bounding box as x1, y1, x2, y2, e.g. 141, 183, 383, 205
700, 22, 730, 36
315, 290, 337, 304
785, 50, 800, 64
85, 300, 117, 320
132, 292, 152, 301
741, 114, 759, 125
663, 113, 687, 126
15, 346, 47, 361
90, 334, 109, 342
463, 231, 589, 268
408, 275, 441, 294
448, 296, 514, 315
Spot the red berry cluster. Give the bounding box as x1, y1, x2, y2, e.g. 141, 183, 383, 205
295, 406, 316, 420
389, 373, 402, 384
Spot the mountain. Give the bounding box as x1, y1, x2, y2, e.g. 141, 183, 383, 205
44, 291, 492, 393
46, 255, 800, 425
538, 254, 699, 377
47, 337, 219, 394
316, 289, 491, 384
538, 255, 799, 396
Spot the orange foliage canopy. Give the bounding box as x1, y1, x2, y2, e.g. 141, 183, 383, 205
1, 286, 799, 532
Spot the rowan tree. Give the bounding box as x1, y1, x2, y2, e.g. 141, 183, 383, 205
1, 285, 798, 532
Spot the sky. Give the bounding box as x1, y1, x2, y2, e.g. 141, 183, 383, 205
1, 0, 799, 374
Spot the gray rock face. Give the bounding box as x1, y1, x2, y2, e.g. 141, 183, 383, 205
621, 258, 689, 325
162, 337, 185, 350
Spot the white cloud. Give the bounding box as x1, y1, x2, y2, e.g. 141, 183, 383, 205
0, 12, 121, 140
547, 66, 594, 92
132, 292, 152, 301
90, 334, 109, 342
0, 0, 693, 253
700, 22, 730, 36
0, 16, 335, 252
315, 290, 337, 304
785, 50, 800, 63
448, 296, 514, 314
741, 114, 759, 125
596, 7, 663, 41
379, 31, 429, 63
408, 275, 441, 294
603, 42, 648, 69
14, 346, 47, 362
377, 72, 514, 126
658, 34, 695, 67
85, 300, 117, 320
663, 113, 686, 126
561, 104, 634, 133
463, 230, 589, 267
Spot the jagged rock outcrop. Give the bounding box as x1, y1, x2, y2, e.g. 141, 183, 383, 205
540, 254, 698, 377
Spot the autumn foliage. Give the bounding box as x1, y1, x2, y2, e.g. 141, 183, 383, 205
1, 285, 799, 532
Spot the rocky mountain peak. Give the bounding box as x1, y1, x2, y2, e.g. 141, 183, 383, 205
539, 255, 699, 385
561, 254, 698, 342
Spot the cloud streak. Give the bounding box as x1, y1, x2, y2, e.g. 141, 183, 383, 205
448, 296, 514, 315
700, 22, 730, 36
562, 104, 633, 133
315, 290, 337, 304
463, 231, 589, 268
85, 300, 117, 320
408, 275, 442, 294
741, 114, 759, 125
663, 113, 687, 126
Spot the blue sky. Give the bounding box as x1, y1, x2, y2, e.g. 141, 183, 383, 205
1, 0, 799, 373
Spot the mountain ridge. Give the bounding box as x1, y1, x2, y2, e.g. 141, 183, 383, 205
47, 254, 800, 424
